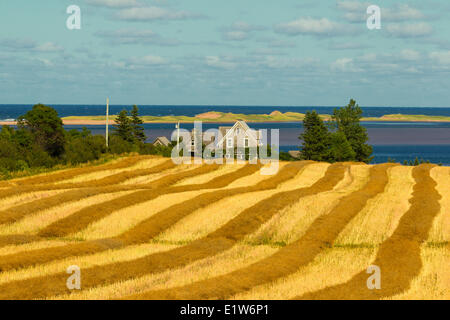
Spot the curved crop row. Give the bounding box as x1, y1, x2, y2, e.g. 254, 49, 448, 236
0, 156, 152, 190
123, 164, 394, 299
296, 164, 441, 300
36, 164, 221, 237
0, 160, 176, 227
0, 163, 261, 271
0, 158, 442, 300
0, 162, 345, 300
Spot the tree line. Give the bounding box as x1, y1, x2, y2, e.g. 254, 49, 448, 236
0, 104, 173, 179
298, 99, 373, 163
0, 100, 440, 179
295, 99, 440, 165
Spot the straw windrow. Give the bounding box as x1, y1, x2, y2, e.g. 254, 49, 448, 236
296, 164, 441, 300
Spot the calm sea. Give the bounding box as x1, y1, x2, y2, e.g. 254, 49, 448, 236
1, 105, 449, 165
1, 104, 450, 120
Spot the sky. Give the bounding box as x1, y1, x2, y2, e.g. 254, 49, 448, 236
0, 0, 450, 107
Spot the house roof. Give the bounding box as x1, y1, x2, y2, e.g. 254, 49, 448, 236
218, 126, 232, 139
288, 150, 301, 159
153, 136, 170, 146
186, 121, 261, 146
216, 120, 260, 146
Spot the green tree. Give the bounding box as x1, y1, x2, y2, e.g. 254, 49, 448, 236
17, 104, 65, 157
108, 135, 134, 154
130, 105, 146, 143
300, 111, 331, 161
113, 109, 133, 143
331, 99, 373, 163
64, 127, 106, 164
0, 125, 14, 140
328, 131, 356, 162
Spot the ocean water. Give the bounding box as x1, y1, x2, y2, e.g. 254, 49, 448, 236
1, 105, 449, 165
1, 104, 450, 120
62, 122, 450, 165
279, 145, 450, 165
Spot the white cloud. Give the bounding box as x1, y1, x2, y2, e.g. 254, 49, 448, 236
404, 67, 420, 74
0, 39, 64, 53
36, 58, 54, 67
223, 31, 249, 41
328, 42, 368, 50
99, 29, 156, 38
205, 56, 236, 69
275, 17, 351, 36
0, 39, 37, 50
230, 21, 265, 32
262, 56, 287, 68
34, 42, 64, 52
111, 61, 126, 69
359, 53, 377, 62
95, 29, 179, 46
117, 6, 202, 21
260, 56, 318, 69
85, 0, 140, 8
221, 21, 265, 41
429, 51, 450, 65
337, 1, 369, 12
112, 55, 168, 70
331, 58, 363, 72
384, 4, 424, 21
129, 55, 167, 65
338, 2, 425, 23
386, 23, 432, 38
399, 49, 421, 61
266, 39, 296, 48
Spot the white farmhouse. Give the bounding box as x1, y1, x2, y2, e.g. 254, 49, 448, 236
189, 120, 263, 159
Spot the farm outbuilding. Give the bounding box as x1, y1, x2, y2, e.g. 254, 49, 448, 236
153, 136, 171, 147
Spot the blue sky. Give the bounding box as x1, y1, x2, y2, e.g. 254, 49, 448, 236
0, 0, 450, 107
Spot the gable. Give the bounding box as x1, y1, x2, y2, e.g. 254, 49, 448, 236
217, 121, 259, 146
153, 136, 170, 146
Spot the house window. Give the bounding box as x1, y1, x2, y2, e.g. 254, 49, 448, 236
236, 128, 240, 135
244, 138, 249, 148
227, 138, 233, 148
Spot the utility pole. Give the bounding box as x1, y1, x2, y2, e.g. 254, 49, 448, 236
106, 97, 109, 148
176, 121, 180, 153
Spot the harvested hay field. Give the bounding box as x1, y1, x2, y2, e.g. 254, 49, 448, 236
0, 155, 447, 300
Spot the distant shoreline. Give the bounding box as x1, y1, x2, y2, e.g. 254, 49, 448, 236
1, 111, 450, 125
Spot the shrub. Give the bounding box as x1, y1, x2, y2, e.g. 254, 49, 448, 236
64, 129, 107, 164
108, 135, 136, 155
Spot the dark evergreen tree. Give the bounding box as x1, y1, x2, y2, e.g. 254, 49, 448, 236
130, 105, 146, 143
300, 111, 331, 161
113, 109, 133, 143
331, 99, 373, 163
329, 131, 356, 162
